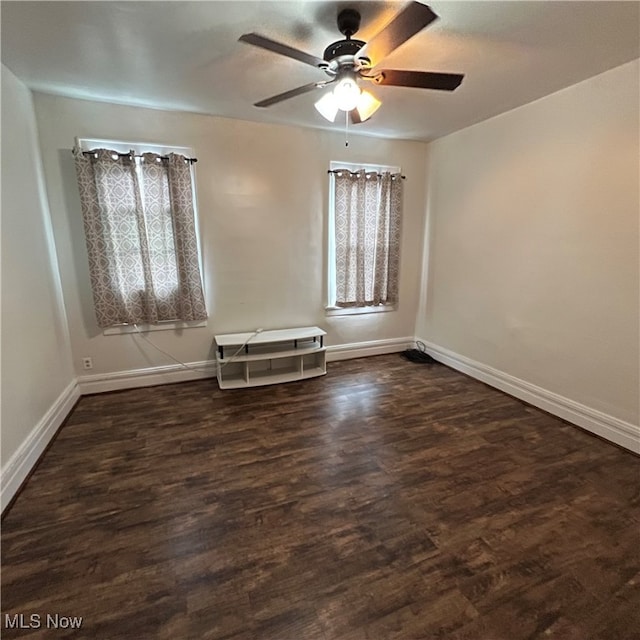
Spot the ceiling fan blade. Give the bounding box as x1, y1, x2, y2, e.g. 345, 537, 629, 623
254, 81, 328, 108
239, 33, 326, 69
371, 69, 464, 91
357, 2, 438, 67
350, 110, 362, 125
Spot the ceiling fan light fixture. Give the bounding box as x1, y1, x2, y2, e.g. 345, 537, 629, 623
315, 86, 382, 123
354, 90, 382, 122
314, 91, 340, 122
332, 75, 361, 111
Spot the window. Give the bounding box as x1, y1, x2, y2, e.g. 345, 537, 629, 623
74, 138, 207, 329
327, 161, 403, 314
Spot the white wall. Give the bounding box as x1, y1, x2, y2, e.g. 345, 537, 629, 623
32, 93, 428, 377
1, 66, 76, 495
417, 59, 640, 428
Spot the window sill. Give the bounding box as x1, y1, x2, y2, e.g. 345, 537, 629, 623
325, 305, 396, 317
103, 320, 207, 335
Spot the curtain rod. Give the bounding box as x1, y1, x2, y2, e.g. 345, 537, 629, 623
327, 169, 405, 179
80, 150, 198, 164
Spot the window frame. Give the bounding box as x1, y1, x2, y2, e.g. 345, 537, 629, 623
76, 137, 206, 334
326, 160, 401, 316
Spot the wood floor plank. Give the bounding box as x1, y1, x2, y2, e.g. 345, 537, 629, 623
2, 355, 638, 639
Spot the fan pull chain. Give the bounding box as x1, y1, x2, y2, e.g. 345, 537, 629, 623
345, 110, 349, 147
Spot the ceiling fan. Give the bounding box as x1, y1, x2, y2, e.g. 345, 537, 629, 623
239, 2, 464, 124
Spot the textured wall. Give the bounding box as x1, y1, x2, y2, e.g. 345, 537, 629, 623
417, 60, 640, 424
33, 93, 428, 376
1, 65, 75, 468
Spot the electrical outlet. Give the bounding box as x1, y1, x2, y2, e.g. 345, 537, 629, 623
82, 357, 93, 370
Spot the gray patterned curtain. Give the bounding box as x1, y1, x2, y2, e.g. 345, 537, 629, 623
74, 148, 207, 327
333, 170, 402, 307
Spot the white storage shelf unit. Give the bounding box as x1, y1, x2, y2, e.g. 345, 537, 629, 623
214, 327, 327, 389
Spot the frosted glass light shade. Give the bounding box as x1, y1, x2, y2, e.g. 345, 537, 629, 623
314, 91, 340, 122
355, 90, 382, 122
333, 76, 361, 111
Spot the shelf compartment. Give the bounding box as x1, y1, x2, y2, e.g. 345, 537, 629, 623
301, 366, 326, 380
248, 356, 300, 378
217, 373, 249, 389
219, 343, 323, 364
302, 352, 325, 372
215, 326, 326, 348
246, 368, 301, 386
216, 361, 247, 388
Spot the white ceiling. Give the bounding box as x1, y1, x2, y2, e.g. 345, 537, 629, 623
2, 1, 639, 142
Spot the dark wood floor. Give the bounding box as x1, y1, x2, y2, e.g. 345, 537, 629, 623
2, 355, 639, 639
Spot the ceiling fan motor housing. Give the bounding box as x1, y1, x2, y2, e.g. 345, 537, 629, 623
337, 8, 361, 37
324, 8, 365, 63
323, 38, 365, 62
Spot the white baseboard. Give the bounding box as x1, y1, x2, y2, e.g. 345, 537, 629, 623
1, 380, 80, 512
77, 361, 216, 395
417, 338, 640, 454
327, 336, 413, 362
